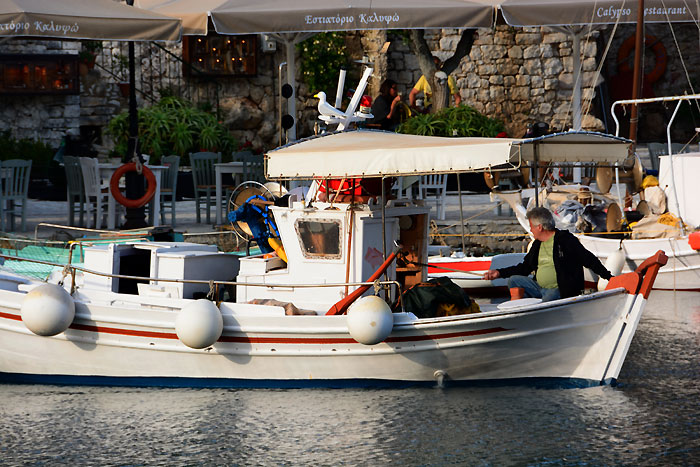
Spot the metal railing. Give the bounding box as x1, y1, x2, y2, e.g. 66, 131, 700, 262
94, 41, 221, 113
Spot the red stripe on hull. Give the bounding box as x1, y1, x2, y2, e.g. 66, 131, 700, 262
1, 311, 508, 344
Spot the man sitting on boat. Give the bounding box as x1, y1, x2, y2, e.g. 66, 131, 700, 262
483, 207, 613, 301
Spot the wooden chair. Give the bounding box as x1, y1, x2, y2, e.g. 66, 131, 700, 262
237, 151, 265, 183
418, 173, 447, 220
79, 157, 110, 229
2, 159, 32, 232
159, 155, 180, 226
189, 151, 221, 223
63, 155, 85, 226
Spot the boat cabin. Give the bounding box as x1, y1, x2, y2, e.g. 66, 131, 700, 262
235, 199, 429, 308
77, 198, 429, 309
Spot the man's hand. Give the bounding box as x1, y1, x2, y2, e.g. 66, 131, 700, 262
483, 269, 500, 280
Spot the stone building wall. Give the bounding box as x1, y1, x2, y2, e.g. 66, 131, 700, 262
300, 27, 603, 139
0, 40, 80, 147
1, 23, 697, 153
96, 40, 284, 154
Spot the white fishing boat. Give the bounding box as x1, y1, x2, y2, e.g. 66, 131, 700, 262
427, 252, 525, 294
576, 95, 700, 292
491, 95, 700, 292
0, 130, 666, 388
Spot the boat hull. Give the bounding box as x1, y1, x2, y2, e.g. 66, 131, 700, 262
0, 287, 643, 388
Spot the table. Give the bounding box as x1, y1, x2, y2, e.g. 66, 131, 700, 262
215, 162, 244, 225
98, 163, 167, 229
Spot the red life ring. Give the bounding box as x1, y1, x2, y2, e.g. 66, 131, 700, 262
617, 34, 667, 83
110, 163, 157, 209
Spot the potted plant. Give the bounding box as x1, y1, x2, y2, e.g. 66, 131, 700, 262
113, 53, 130, 97
106, 95, 237, 167
78, 40, 103, 75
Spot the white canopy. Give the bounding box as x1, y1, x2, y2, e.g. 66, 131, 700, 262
134, 0, 228, 35
211, 0, 497, 34
499, 0, 697, 27
266, 130, 632, 179
0, 0, 181, 41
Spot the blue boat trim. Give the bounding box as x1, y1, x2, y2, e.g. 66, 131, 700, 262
0, 372, 612, 390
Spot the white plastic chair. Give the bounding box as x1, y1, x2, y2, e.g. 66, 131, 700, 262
79, 157, 110, 229
418, 173, 447, 220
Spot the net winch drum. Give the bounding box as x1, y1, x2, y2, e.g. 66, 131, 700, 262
484, 167, 530, 190
595, 157, 643, 194
228, 181, 288, 240
606, 202, 623, 233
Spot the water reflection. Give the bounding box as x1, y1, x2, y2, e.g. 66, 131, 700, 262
1, 292, 699, 464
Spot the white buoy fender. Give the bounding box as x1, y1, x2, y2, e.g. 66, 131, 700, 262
21, 283, 75, 336
175, 299, 223, 349
598, 247, 626, 291
346, 295, 393, 345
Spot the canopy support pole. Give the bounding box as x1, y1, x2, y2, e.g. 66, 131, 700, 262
381, 176, 387, 263
271, 32, 315, 143
533, 142, 540, 207
123, 9, 147, 230
457, 174, 466, 255
628, 0, 646, 146
552, 25, 587, 184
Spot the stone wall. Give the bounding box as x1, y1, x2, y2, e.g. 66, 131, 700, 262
303, 27, 603, 139
2, 23, 697, 154
0, 39, 80, 148
96, 40, 284, 154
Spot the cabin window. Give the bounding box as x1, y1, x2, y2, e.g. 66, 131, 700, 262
295, 219, 342, 259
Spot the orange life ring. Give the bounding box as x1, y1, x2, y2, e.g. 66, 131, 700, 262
617, 34, 667, 84
110, 163, 156, 209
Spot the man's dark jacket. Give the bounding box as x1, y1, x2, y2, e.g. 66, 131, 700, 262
497, 229, 612, 298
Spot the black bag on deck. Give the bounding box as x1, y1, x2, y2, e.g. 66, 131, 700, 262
392, 276, 478, 319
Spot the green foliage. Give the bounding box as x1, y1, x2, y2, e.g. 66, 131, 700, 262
112, 53, 129, 80
0, 130, 54, 166
79, 40, 102, 64
397, 105, 506, 137
296, 32, 349, 94
106, 96, 237, 165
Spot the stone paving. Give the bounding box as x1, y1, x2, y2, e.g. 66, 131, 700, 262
6, 149, 656, 250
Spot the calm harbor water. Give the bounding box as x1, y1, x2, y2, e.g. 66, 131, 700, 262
1, 292, 699, 466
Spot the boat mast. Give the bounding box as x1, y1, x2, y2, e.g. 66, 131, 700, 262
627, 0, 645, 146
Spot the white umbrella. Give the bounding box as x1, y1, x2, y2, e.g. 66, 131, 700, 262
0, 0, 181, 41
210, 0, 496, 34
1, 0, 183, 228
500, 0, 697, 27
134, 0, 230, 36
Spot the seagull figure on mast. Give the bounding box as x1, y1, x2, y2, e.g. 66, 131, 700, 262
314, 91, 345, 118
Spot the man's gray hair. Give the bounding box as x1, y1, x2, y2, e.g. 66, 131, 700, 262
526, 207, 555, 231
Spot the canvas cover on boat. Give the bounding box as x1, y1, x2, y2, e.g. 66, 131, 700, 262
266, 130, 632, 180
